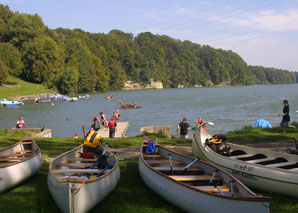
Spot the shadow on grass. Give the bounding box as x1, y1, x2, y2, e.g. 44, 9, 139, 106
91, 158, 183, 213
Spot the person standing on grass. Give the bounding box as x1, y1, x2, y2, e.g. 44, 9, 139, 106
109, 117, 117, 138
281, 100, 296, 133
177, 117, 190, 138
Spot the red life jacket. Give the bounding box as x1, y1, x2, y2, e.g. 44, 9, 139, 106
17, 120, 25, 128
109, 120, 116, 128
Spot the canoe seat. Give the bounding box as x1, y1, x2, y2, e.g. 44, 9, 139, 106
14, 150, 32, 154
0, 153, 33, 158
168, 175, 223, 182
56, 162, 94, 167
287, 168, 298, 172
229, 154, 253, 159
143, 154, 163, 158
266, 162, 294, 168
0, 158, 22, 162
52, 169, 111, 174
246, 158, 275, 164
193, 185, 230, 193
66, 158, 98, 162
146, 160, 185, 165
153, 166, 204, 172
19, 142, 33, 145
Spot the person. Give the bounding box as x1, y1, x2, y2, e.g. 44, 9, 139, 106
196, 117, 207, 130
112, 110, 120, 120
16, 117, 26, 129
83, 128, 103, 155
281, 100, 296, 133
109, 117, 117, 138
72, 133, 79, 138
91, 116, 101, 131
177, 117, 190, 138
100, 112, 106, 126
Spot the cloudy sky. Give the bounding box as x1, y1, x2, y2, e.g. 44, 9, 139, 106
1, 0, 298, 71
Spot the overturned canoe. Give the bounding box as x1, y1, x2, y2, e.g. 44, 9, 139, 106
0, 137, 42, 193
193, 127, 298, 198
48, 144, 120, 213
139, 136, 269, 213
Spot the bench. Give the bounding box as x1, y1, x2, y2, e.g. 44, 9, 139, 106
56, 163, 94, 167
229, 154, 253, 159
153, 166, 203, 172
168, 175, 223, 182
66, 158, 98, 162
51, 169, 111, 174
146, 160, 185, 165
143, 154, 163, 158
193, 185, 230, 193
246, 158, 275, 164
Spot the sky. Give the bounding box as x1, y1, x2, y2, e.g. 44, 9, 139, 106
1, 0, 298, 71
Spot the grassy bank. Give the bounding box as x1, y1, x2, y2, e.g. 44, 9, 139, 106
0, 129, 298, 212
226, 124, 298, 144
0, 76, 52, 100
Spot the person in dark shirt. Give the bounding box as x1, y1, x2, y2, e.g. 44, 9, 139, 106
177, 117, 190, 138
281, 100, 296, 133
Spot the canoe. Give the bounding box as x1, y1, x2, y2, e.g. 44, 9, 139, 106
2, 101, 24, 106
48, 144, 120, 213
0, 137, 42, 193
192, 127, 298, 198
139, 136, 269, 213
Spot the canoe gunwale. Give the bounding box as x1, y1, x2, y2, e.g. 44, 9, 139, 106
48, 144, 119, 183
0, 137, 41, 168
140, 137, 269, 202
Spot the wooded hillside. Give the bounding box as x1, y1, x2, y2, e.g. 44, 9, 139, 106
0, 5, 295, 94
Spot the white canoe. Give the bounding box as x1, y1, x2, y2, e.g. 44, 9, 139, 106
139, 136, 269, 213
48, 144, 120, 213
0, 137, 42, 193
192, 127, 298, 198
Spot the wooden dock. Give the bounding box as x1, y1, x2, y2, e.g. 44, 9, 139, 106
97, 121, 130, 138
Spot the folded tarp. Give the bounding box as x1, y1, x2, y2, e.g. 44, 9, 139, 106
252, 119, 272, 128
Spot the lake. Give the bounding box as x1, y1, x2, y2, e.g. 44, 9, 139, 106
0, 84, 297, 138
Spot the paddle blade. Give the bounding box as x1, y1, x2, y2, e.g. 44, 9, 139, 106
207, 122, 214, 125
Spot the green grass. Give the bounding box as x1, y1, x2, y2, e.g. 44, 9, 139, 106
0, 128, 298, 212
226, 123, 298, 144
0, 76, 53, 100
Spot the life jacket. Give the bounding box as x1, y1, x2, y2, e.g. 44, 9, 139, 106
109, 120, 116, 128
146, 140, 156, 155
83, 131, 101, 148
17, 120, 25, 128
197, 119, 207, 130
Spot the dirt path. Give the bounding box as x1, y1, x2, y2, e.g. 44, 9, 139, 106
110, 142, 295, 160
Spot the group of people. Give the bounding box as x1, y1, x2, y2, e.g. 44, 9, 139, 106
90, 110, 120, 138
176, 99, 296, 138
177, 117, 208, 138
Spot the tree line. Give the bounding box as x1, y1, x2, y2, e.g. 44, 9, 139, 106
0, 5, 296, 94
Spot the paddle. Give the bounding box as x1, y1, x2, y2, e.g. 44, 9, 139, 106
96, 159, 117, 177
208, 169, 218, 186
176, 158, 199, 175
192, 122, 214, 131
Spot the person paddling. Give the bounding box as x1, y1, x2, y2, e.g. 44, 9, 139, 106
281, 100, 296, 133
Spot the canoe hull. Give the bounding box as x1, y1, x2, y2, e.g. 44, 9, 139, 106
192, 128, 298, 198
0, 153, 42, 193
48, 145, 120, 213
139, 139, 269, 213
47, 166, 120, 212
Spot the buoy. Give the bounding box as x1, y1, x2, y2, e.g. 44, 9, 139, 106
52, 103, 54, 106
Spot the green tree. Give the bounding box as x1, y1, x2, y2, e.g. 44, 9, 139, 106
5, 13, 46, 48
0, 59, 9, 85
0, 42, 23, 76
21, 35, 64, 88
57, 66, 79, 94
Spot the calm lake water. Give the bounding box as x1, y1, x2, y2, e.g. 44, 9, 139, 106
0, 84, 297, 137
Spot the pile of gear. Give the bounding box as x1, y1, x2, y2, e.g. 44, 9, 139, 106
205, 134, 231, 156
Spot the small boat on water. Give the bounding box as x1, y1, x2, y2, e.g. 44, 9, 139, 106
2, 101, 24, 106
0, 99, 8, 105
48, 144, 120, 213
139, 136, 269, 213
192, 127, 298, 198
0, 137, 42, 193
